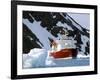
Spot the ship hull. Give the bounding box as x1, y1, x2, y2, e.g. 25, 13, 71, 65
50, 48, 77, 59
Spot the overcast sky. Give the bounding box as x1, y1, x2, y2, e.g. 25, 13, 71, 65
68, 13, 90, 30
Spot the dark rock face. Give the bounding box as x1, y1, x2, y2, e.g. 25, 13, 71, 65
22, 11, 89, 55
23, 23, 43, 53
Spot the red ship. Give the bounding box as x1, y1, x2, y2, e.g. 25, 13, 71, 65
49, 36, 77, 59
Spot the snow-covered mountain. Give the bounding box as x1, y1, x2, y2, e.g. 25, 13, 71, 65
22, 11, 90, 56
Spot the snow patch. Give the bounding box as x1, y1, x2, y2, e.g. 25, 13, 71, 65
81, 35, 89, 53
56, 21, 73, 31
23, 19, 56, 50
